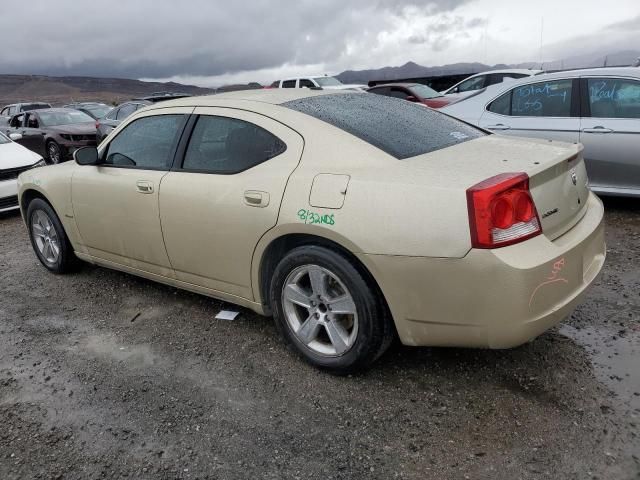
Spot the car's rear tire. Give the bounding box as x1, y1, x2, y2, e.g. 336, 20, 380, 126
270, 245, 393, 374
46, 140, 62, 164
26, 198, 78, 273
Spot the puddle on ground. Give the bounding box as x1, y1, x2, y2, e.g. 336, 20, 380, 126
560, 324, 640, 411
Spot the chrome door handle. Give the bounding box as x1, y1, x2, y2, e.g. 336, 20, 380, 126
486, 124, 511, 131
244, 190, 270, 208
582, 126, 613, 134
136, 181, 154, 194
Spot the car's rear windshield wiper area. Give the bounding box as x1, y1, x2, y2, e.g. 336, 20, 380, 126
282, 93, 485, 159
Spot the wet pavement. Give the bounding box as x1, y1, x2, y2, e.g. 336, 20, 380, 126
0, 197, 638, 479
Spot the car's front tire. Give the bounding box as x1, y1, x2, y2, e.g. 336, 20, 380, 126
270, 245, 393, 374
26, 198, 77, 273
46, 140, 62, 164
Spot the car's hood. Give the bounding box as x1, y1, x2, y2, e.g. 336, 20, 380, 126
48, 122, 97, 134
0, 141, 43, 169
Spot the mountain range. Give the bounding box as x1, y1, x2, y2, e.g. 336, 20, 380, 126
335, 50, 640, 84
1, 50, 638, 106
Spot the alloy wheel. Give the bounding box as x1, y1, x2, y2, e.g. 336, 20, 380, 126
31, 209, 60, 265
281, 264, 358, 356
48, 143, 61, 164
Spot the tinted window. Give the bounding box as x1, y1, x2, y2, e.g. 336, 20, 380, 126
487, 91, 512, 115
10, 114, 24, 128
105, 107, 118, 120
116, 104, 136, 120
299, 79, 316, 88
587, 78, 640, 119
284, 93, 485, 159
20, 103, 50, 112
105, 115, 184, 169
282, 80, 296, 88
270, 81, 280, 88
388, 88, 410, 99
512, 80, 572, 117
456, 76, 486, 93
182, 116, 286, 173
368, 87, 391, 97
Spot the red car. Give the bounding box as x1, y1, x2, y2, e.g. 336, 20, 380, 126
367, 82, 453, 108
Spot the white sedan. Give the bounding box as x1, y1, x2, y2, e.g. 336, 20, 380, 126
0, 132, 45, 212
442, 69, 543, 101
440, 67, 640, 197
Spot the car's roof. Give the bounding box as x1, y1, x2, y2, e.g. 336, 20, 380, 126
368, 83, 421, 89
468, 69, 542, 77
525, 66, 640, 80
27, 108, 78, 114
144, 88, 347, 111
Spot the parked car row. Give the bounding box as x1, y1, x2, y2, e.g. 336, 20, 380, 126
441, 67, 640, 197
0, 93, 191, 164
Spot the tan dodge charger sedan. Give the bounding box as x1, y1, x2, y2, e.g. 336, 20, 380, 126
17, 90, 606, 373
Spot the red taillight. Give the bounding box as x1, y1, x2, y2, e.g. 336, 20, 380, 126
466, 172, 541, 249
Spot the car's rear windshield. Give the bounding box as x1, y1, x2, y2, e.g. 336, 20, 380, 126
282, 93, 485, 159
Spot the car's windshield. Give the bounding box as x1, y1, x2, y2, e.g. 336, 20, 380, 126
284, 93, 485, 159
411, 84, 443, 99
0, 132, 10, 144
38, 111, 94, 127
313, 76, 343, 87
85, 106, 113, 119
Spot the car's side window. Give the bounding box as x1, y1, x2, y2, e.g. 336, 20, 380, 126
487, 90, 512, 115
282, 80, 296, 88
116, 104, 136, 120
10, 114, 24, 128
299, 79, 315, 88
25, 113, 39, 128
103, 115, 185, 169
457, 76, 486, 93
511, 79, 572, 117
587, 78, 640, 119
105, 107, 118, 120
389, 88, 410, 99
181, 115, 287, 174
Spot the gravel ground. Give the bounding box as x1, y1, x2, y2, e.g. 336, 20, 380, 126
0, 198, 638, 480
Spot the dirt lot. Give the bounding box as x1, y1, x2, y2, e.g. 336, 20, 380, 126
0, 198, 638, 480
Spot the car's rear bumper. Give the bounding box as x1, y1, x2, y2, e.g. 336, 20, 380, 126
358, 192, 606, 348
0, 179, 19, 212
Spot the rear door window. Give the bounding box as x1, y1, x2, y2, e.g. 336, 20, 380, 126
282, 80, 296, 88
512, 80, 572, 117
284, 93, 484, 159
488, 79, 573, 117
181, 115, 286, 174
586, 78, 640, 119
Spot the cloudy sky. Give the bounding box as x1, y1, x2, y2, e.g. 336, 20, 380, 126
2, 0, 639, 87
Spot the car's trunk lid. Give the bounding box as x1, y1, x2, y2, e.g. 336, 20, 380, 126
403, 135, 590, 241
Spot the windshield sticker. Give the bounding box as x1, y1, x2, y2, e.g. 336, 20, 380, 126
297, 209, 335, 226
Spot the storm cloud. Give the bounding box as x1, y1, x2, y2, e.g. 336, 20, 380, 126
0, 0, 470, 79
1, 0, 638, 86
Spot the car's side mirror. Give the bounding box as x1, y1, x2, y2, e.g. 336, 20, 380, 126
9, 133, 22, 141
74, 146, 101, 165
